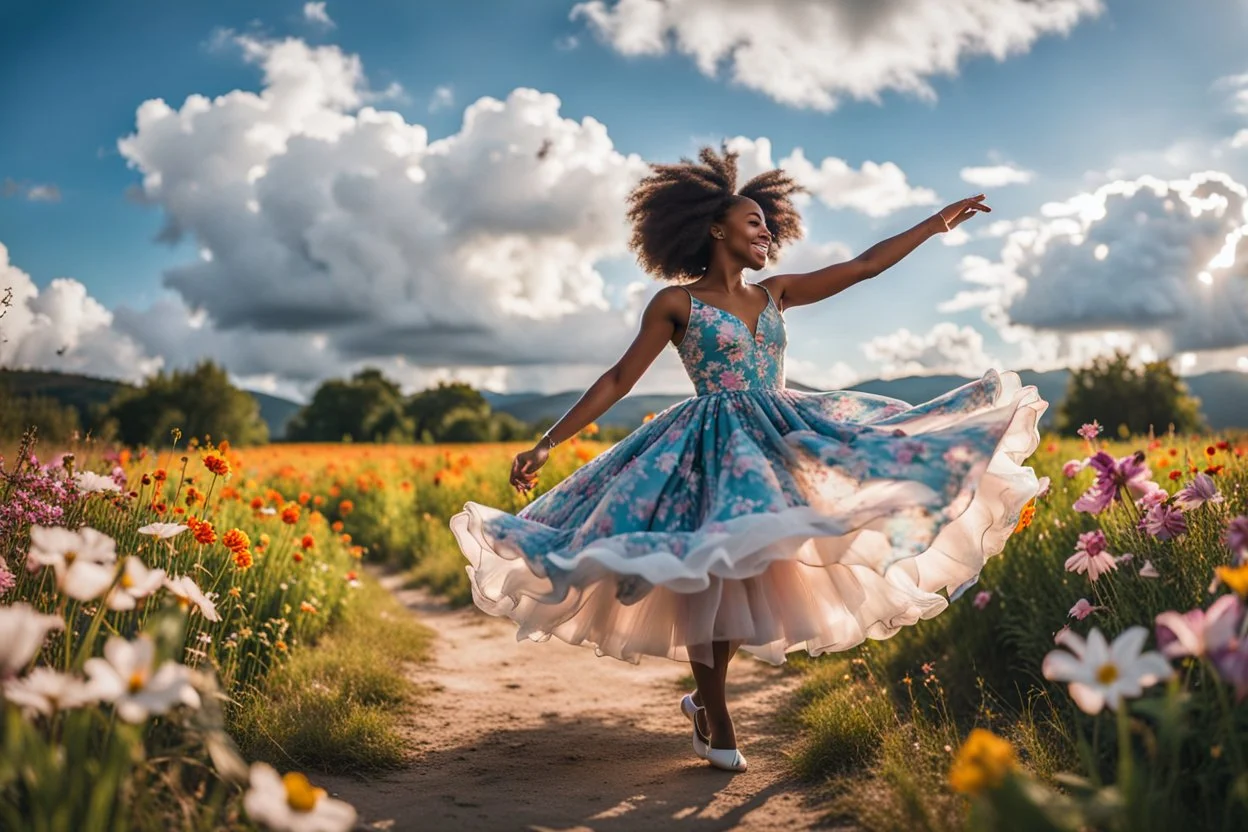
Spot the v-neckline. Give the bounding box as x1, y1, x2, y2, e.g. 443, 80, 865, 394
688, 283, 771, 341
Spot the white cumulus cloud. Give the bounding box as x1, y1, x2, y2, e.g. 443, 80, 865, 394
960, 164, 1035, 188
303, 2, 335, 28
572, 0, 1104, 111
941, 171, 1248, 365
862, 322, 996, 379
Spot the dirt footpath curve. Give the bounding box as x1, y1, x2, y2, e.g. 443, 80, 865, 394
317, 572, 837, 832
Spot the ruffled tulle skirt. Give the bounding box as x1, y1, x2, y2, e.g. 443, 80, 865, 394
449, 369, 1046, 667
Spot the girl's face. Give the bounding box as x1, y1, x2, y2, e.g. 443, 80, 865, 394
712, 198, 771, 270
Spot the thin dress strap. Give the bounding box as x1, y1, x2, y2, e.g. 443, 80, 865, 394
675, 286, 696, 349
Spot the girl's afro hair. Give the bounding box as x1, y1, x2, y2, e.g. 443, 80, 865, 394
625, 142, 805, 282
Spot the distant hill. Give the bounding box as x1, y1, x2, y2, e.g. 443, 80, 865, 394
0, 369, 303, 440
486, 368, 1248, 432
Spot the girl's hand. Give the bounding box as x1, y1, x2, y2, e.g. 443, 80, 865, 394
935, 194, 991, 231
510, 445, 549, 495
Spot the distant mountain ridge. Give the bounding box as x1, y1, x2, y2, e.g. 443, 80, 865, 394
484, 369, 1248, 431
5, 366, 1247, 442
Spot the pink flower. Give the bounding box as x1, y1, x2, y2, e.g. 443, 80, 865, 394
1139, 503, 1187, 540
1135, 489, 1167, 511
1062, 459, 1086, 478
1035, 476, 1051, 499
1222, 516, 1248, 564
717, 370, 746, 391
1173, 473, 1224, 511
1068, 598, 1105, 620
1074, 451, 1160, 515
973, 590, 993, 610
1078, 421, 1102, 441
1154, 594, 1242, 659
1064, 530, 1118, 582
0, 559, 14, 598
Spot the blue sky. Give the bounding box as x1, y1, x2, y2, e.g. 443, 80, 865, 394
2, 0, 1248, 399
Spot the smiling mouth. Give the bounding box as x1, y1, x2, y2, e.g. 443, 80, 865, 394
751, 242, 769, 257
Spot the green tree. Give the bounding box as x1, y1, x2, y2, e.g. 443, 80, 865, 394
404, 382, 490, 442
286, 368, 413, 443
100, 361, 269, 447
0, 388, 82, 443
1057, 350, 1204, 437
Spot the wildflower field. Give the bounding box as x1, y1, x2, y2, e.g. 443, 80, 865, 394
3, 417, 1248, 831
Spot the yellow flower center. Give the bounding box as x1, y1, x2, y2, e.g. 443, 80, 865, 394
1096, 663, 1119, 685
64, 550, 78, 565
282, 772, 325, 813
128, 670, 147, 693
121, 572, 135, 589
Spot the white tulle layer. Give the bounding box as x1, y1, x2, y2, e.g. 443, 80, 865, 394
449, 370, 1046, 667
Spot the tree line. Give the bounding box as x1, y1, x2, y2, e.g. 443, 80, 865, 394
1, 351, 1206, 447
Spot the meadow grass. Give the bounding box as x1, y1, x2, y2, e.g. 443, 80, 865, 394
230, 574, 433, 773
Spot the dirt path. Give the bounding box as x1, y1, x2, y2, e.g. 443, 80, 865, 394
317, 572, 836, 832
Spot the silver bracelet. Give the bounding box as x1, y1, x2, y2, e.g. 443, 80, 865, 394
539, 432, 556, 452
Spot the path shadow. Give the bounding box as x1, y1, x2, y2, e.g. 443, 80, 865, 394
320, 712, 829, 832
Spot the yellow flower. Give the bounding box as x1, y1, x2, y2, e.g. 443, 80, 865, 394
1216, 565, 1248, 597
948, 729, 1017, 795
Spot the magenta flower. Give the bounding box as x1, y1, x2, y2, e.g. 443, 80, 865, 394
973, 590, 993, 610
1078, 421, 1102, 441
1223, 515, 1248, 564
1065, 530, 1117, 582
1173, 473, 1224, 511
1155, 594, 1242, 659
1073, 451, 1160, 515
1062, 459, 1086, 479
1139, 503, 1187, 540
0, 559, 14, 598
1212, 641, 1248, 702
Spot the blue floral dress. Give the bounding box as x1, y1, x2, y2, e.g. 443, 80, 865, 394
450, 283, 1047, 667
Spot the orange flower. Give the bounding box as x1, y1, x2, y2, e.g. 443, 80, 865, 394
220, 485, 240, 501
1206, 465, 1225, 476
274, 640, 287, 652
250, 496, 264, 510
154, 502, 167, 514
583, 422, 600, 436
187, 516, 217, 545
1013, 499, 1036, 534
281, 504, 300, 525
298, 491, 311, 505
203, 454, 231, 477
331, 521, 344, 533
222, 528, 251, 554
173, 507, 186, 515
1169, 470, 1183, 481
185, 486, 202, 507
300, 601, 318, 614
575, 446, 594, 462
233, 548, 253, 570
292, 551, 304, 563
313, 495, 324, 506
328, 485, 341, 497
300, 534, 315, 550
642, 412, 656, 423
153, 469, 168, 482
338, 500, 354, 516
340, 533, 352, 545
218, 439, 231, 454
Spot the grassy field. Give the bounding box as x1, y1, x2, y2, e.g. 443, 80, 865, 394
6, 421, 1247, 830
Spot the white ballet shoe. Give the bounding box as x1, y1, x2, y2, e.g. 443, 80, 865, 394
705, 746, 748, 773
681, 694, 710, 759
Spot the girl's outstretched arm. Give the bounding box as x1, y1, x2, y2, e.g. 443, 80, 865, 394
762, 195, 990, 312
509, 286, 687, 493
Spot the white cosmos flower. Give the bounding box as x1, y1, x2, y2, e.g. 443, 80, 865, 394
137, 522, 189, 539
73, 471, 122, 494
106, 557, 166, 611
83, 635, 201, 723
2, 667, 93, 716
26, 525, 118, 601
0, 603, 64, 678
163, 575, 221, 622
1042, 626, 1173, 714
244, 762, 357, 832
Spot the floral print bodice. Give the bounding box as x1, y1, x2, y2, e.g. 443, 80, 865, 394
675, 284, 786, 395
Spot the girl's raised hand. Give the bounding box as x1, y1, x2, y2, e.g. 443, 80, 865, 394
936, 194, 991, 231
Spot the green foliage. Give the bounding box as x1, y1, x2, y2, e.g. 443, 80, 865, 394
0, 385, 82, 442
1058, 351, 1204, 437
288, 374, 544, 444
285, 367, 412, 443
100, 360, 268, 447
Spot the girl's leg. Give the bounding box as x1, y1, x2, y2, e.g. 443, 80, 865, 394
688, 639, 740, 749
